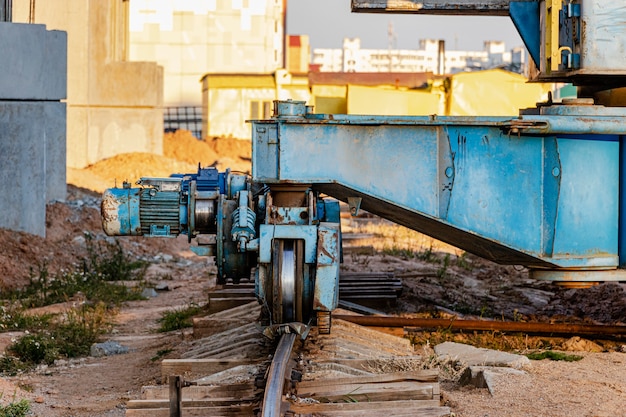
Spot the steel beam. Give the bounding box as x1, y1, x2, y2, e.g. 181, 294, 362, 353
351, 0, 535, 16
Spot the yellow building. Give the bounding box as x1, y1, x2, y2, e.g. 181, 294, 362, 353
201, 70, 310, 139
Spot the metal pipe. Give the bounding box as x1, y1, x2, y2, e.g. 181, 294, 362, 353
333, 315, 626, 337
261, 332, 297, 417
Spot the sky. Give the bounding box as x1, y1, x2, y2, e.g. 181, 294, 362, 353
286, 0, 524, 52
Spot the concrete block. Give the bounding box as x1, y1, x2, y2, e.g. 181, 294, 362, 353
0, 23, 67, 100
44, 102, 68, 202
88, 62, 163, 108
459, 366, 527, 395
67, 106, 163, 169
434, 342, 531, 369
0, 101, 66, 236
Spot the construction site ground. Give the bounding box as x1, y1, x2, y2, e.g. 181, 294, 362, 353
0, 130, 624, 417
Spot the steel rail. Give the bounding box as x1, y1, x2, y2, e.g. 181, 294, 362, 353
261, 332, 297, 417
333, 315, 626, 338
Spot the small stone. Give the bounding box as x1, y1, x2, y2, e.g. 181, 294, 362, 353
155, 283, 170, 291
90, 341, 130, 357
34, 396, 45, 403
141, 288, 158, 298
561, 336, 603, 352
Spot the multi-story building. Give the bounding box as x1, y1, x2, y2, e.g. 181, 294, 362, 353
313, 38, 525, 75
129, 0, 285, 107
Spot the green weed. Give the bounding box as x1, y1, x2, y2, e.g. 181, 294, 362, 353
83, 233, 148, 282
0, 235, 153, 375
151, 348, 174, 362
3, 303, 110, 371
3, 235, 147, 309
0, 398, 30, 417
526, 351, 583, 361
157, 304, 204, 333
0, 306, 52, 331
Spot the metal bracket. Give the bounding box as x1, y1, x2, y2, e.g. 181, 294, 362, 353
347, 197, 362, 216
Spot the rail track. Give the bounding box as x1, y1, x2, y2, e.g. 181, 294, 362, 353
125, 280, 625, 416
126, 302, 450, 417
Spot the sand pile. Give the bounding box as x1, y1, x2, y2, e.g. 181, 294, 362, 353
67, 130, 252, 193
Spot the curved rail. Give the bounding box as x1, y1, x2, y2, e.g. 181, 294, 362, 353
261, 332, 297, 417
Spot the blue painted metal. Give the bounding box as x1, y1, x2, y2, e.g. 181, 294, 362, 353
251, 103, 620, 271
314, 223, 341, 313
101, 187, 141, 236
323, 200, 341, 224
509, 1, 540, 66
620, 135, 626, 268
258, 225, 318, 263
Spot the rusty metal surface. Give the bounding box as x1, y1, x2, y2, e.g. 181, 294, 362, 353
351, 0, 534, 16
333, 315, 626, 338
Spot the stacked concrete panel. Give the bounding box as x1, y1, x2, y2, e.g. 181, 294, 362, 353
0, 22, 67, 236
13, 0, 164, 169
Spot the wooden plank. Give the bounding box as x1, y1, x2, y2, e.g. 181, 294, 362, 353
126, 404, 254, 417
337, 300, 387, 316
291, 407, 450, 417
192, 318, 255, 339
297, 381, 436, 402
207, 297, 256, 314
161, 359, 261, 379
141, 384, 258, 401
312, 356, 424, 371
198, 301, 259, 320
209, 288, 254, 298
289, 400, 446, 415
297, 370, 438, 391
127, 398, 256, 409
350, 0, 533, 16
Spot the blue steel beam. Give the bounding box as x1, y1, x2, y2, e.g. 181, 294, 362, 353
252, 108, 620, 270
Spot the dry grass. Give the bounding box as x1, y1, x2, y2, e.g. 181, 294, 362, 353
342, 217, 464, 259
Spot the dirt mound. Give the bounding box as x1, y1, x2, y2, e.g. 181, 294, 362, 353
164, 131, 251, 173
539, 282, 626, 324
67, 131, 252, 193
164, 130, 220, 167
0, 186, 197, 289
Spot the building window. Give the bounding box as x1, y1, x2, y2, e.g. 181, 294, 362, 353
250, 101, 260, 119
263, 101, 272, 118
251, 100, 273, 119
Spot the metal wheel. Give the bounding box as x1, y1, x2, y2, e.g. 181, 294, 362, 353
272, 240, 305, 324
280, 240, 296, 322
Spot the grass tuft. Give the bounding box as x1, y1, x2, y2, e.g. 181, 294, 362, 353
526, 351, 583, 361
0, 235, 150, 374
157, 304, 204, 333
0, 398, 30, 417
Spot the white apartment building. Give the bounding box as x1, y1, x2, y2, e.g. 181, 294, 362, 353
129, 0, 285, 107
313, 38, 525, 75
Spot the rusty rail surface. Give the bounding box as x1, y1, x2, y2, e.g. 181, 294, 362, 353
333, 315, 626, 338
261, 332, 297, 417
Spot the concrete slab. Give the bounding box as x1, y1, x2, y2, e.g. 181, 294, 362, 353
0, 23, 67, 100
434, 341, 531, 369
459, 365, 526, 394
0, 101, 66, 236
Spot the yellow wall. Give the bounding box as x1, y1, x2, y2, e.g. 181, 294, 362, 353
311, 69, 550, 117
447, 69, 551, 116
347, 85, 443, 115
